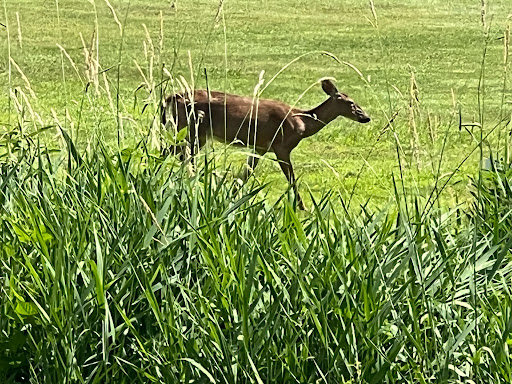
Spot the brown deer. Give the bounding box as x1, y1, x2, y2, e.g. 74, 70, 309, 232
161, 79, 371, 210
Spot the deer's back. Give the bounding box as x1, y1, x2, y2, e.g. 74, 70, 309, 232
165, 90, 303, 151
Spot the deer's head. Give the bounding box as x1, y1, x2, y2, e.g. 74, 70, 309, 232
321, 79, 371, 124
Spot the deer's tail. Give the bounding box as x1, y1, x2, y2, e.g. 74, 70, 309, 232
161, 94, 185, 129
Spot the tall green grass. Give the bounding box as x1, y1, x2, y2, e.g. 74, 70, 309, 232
1, 127, 512, 383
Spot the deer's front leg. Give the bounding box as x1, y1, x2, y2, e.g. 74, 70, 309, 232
274, 149, 306, 210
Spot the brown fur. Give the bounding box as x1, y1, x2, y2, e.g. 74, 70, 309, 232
161, 80, 370, 209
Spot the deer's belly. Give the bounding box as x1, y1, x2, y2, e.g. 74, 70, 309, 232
210, 124, 277, 150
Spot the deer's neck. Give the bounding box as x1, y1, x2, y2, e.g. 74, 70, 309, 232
300, 98, 339, 137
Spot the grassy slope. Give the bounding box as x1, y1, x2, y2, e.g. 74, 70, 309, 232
2, 0, 511, 208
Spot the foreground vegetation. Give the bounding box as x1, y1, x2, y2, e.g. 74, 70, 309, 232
1, 134, 512, 383
1, 0, 512, 383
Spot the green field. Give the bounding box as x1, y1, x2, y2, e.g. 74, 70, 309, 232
1, 0, 511, 206
2, 0, 512, 383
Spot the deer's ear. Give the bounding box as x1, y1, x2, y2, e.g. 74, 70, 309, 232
321, 79, 339, 97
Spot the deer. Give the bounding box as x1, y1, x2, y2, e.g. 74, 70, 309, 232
161, 79, 371, 210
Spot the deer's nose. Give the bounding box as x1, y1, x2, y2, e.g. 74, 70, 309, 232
360, 116, 371, 124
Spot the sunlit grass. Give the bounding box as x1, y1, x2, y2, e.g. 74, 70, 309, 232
1, 129, 512, 382
1, 0, 512, 383
1, 0, 511, 207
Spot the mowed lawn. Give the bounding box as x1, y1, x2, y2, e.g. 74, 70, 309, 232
1, 0, 511, 208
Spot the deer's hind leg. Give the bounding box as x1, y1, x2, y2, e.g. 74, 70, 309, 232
161, 98, 190, 159
187, 112, 208, 162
